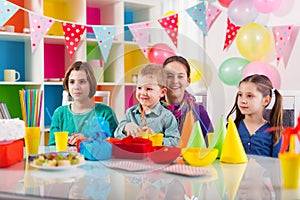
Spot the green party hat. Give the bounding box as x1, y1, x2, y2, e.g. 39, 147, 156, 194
209, 115, 226, 158
187, 120, 206, 148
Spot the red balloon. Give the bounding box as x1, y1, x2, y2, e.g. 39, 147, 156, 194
148, 43, 176, 65
218, 0, 233, 8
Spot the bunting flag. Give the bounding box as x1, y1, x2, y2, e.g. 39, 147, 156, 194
128, 21, 150, 58
0, 0, 18, 26
223, 18, 240, 51
158, 13, 178, 47
186, 2, 207, 36
272, 25, 294, 67
29, 13, 54, 52
92, 26, 116, 63
62, 22, 86, 60
205, 3, 222, 34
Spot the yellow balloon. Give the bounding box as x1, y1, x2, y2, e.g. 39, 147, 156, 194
163, 10, 180, 26
187, 59, 203, 83
236, 22, 271, 61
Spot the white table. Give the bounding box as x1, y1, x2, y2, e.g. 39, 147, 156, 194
0, 146, 299, 200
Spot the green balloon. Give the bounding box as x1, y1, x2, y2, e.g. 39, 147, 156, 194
218, 57, 250, 86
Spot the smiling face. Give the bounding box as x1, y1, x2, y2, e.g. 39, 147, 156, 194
68, 70, 91, 103
164, 61, 190, 104
136, 74, 166, 111
237, 82, 270, 117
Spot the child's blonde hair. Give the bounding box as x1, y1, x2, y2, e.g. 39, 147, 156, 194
227, 74, 283, 144
138, 63, 166, 88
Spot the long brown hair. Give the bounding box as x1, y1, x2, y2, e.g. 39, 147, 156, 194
226, 74, 283, 144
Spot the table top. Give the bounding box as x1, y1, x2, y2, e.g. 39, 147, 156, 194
0, 146, 299, 200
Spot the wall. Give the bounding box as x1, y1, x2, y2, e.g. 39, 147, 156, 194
162, 0, 300, 126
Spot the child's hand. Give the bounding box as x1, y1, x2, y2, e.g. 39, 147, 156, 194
68, 133, 85, 146
124, 123, 142, 137
141, 126, 154, 134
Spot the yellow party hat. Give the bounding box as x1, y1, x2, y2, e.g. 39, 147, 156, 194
187, 120, 206, 148
220, 118, 248, 163
178, 110, 194, 148
209, 115, 226, 158
221, 163, 247, 200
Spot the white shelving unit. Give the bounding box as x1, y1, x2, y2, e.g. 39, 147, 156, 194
0, 0, 162, 135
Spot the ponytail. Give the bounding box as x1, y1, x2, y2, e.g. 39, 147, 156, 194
269, 89, 283, 144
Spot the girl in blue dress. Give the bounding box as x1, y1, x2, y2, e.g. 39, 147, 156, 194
227, 74, 283, 157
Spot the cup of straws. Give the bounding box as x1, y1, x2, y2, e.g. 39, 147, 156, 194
19, 89, 43, 155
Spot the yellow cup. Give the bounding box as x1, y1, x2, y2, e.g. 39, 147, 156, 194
54, 131, 69, 152
140, 132, 149, 139
149, 133, 164, 146
24, 127, 41, 155
279, 153, 300, 189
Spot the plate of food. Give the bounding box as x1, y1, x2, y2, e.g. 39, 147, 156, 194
30, 152, 85, 171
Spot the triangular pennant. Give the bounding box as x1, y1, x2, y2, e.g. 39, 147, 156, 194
209, 116, 226, 158
29, 13, 54, 52
92, 26, 116, 63
272, 25, 294, 66
220, 118, 248, 164
0, 0, 18, 26
128, 21, 150, 58
62, 22, 86, 60
187, 120, 206, 148
178, 110, 194, 149
157, 13, 178, 47
205, 3, 222, 34
186, 2, 207, 36
223, 18, 240, 51
282, 27, 299, 67
221, 163, 247, 200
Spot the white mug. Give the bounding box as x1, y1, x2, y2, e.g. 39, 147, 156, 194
4, 69, 20, 82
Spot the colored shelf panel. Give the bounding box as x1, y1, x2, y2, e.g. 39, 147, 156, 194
0, 40, 26, 81
124, 43, 148, 83
44, 43, 66, 79
0, 85, 25, 119
125, 85, 138, 110
44, 85, 64, 127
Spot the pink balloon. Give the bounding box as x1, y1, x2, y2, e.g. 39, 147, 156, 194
253, 0, 283, 14
242, 62, 281, 89
228, 0, 259, 26
148, 43, 176, 65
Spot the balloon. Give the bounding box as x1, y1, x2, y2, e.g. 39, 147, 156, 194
218, 0, 233, 8
253, 0, 283, 14
187, 59, 203, 83
242, 62, 281, 89
236, 22, 271, 61
148, 43, 176, 65
228, 0, 259, 26
218, 57, 250, 86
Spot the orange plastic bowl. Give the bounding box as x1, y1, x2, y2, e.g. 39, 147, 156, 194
148, 146, 181, 164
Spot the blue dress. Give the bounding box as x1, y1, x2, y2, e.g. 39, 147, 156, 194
238, 120, 281, 158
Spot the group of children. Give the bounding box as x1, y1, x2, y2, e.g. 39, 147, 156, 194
49, 56, 284, 158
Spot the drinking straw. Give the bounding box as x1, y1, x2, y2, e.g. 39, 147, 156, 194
37, 90, 43, 126
19, 89, 27, 126
19, 89, 43, 127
